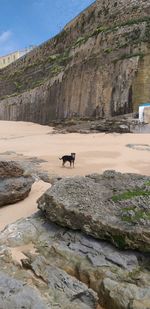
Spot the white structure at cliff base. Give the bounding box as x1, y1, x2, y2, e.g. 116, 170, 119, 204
139, 103, 150, 122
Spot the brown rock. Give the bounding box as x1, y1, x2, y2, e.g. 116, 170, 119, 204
0, 161, 34, 207
0, 161, 24, 178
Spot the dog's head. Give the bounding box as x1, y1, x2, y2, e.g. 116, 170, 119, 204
71, 152, 76, 159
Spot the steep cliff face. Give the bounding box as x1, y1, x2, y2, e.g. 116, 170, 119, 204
0, 0, 150, 124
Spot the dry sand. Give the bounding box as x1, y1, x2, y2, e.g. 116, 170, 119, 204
0, 120, 150, 232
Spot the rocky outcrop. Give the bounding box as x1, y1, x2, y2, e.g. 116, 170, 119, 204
0, 212, 149, 309
0, 0, 150, 123
0, 164, 149, 309
50, 116, 148, 134
0, 266, 97, 309
0, 216, 99, 308
22, 256, 98, 309
0, 161, 34, 206
38, 170, 150, 252
0, 158, 149, 308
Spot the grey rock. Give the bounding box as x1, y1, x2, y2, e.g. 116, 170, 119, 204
0, 212, 149, 309
0, 271, 49, 309
101, 278, 150, 309
0, 217, 40, 246
22, 255, 98, 309
37, 171, 150, 252
126, 144, 150, 152
37, 172, 62, 185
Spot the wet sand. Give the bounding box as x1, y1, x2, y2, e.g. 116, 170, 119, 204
0, 180, 50, 231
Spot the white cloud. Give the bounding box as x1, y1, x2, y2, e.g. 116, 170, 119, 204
0, 30, 19, 56
0, 31, 12, 44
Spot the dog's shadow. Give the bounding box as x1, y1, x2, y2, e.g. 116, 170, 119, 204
61, 165, 74, 168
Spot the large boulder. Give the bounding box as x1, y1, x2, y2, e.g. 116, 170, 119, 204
38, 170, 150, 252
0, 161, 34, 206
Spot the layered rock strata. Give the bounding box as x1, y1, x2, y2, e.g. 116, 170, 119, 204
0, 211, 149, 309
0, 0, 150, 123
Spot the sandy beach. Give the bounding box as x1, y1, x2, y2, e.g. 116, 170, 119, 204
0, 120, 150, 231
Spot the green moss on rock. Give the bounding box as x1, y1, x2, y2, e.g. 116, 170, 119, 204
112, 189, 150, 202
112, 235, 126, 249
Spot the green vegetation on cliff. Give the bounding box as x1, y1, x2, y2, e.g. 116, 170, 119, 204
0, 0, 150, 123
0, 13, 150, 100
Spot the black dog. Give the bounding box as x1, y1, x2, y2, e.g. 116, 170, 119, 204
59, 153, 76, 167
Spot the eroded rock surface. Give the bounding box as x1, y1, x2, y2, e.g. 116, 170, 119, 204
0, 168, 149, 309
0, 161, 34, 206
38, 170, 150, 252
0, 216, 98, 308
0, 272, 49, 309
0, 212, 149, 309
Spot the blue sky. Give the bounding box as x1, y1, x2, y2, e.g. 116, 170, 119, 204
0, 0, 94, 56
